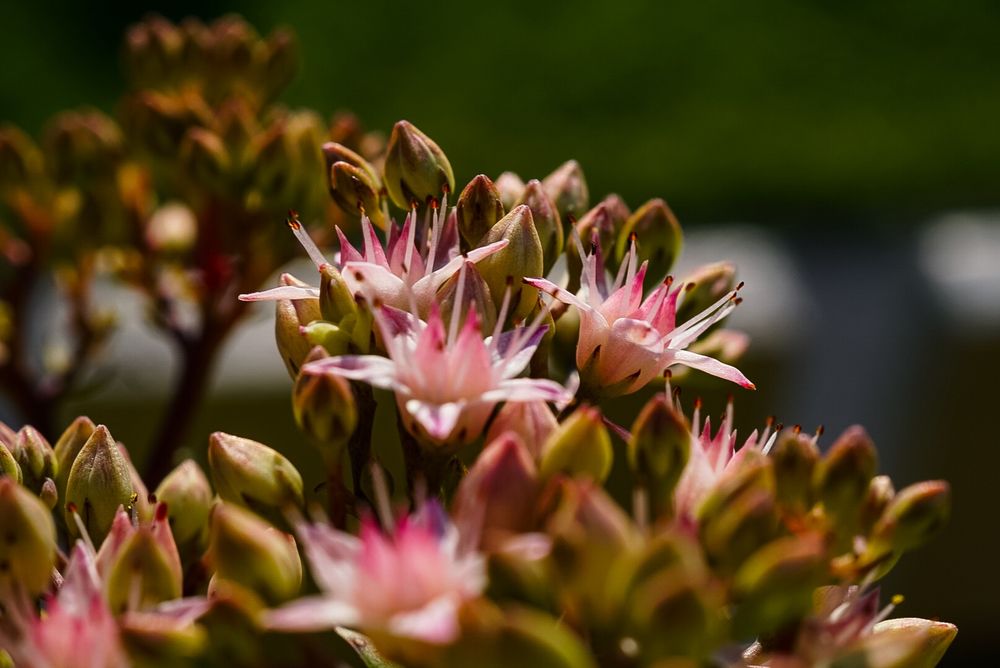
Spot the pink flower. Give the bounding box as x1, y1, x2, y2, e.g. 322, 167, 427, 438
525, 239, 754, 397
239, 208, 507, 318
267, 501, 485, 644
302, 275, 572, 447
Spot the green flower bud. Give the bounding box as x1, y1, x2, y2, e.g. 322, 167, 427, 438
155, 459, 213, 548
0, 477, 57, 595
261, 28, 299, 100
253, 112, 325, 206
64, 425, 134, 545
456, 174, 505, 248
39, 478, 57, 510
43, 110, 123, 185
319, 263, 359, 323
120, 613, 208, 665
208, 432, 304, 511
124, 16, 183, 86
675, 262, 737, 326
274, 273, 322, 378
477, 205, 544, 321
861, 475, 896, 534
0, 442, 20, 483
813, 426, 878, 535
769, 430, 819, 515
542, 160, 589, 221
120, 443, 154, 524
628, 395, 691, 520
382, 120, 455, 209
616, 198, 682, 279
568, 194, 630, 291
124, 92, 212, 161
207, 503, 302, 604
438, 260, 497, 335
11, 426, 57, 493
850, 618, 957, 668
179, 128, 230, 191
0, 125, 43, 187
106, 524, 183, 613
869, 481, 950, 557
629, 568, 718, 660
515, 180, 563, 274
301, 320, 353, 357
293, 347, 358, 458
494, 171, 526, 211
323, 141, 382, 193
329, 160, 386, 230
539, 406, 613, 482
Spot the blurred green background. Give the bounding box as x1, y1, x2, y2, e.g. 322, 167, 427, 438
2, 1, 998, 665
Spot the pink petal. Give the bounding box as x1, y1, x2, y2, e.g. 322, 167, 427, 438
303, 356, 400, 390
405, 400, 464, 441
238, 285, 320, 302
669, 349, 755, 389
523, 277, 591, 312
386, 596, 462, 644
361, 217, 390, 267
342, 261, 409, 309
336, 226, 364, 264
480, 378, 572, 404
266, 597, 359, 632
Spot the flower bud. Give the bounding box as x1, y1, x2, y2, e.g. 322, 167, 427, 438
208, 432, 304, 512
628, 395, 691, 520
119, 613, 208, 664
675, 262, 737, 326
542, 160, 589, 221
851, 617, 958, 668
869, 481, 950, 556
477, 205, 544, 321
323, 141, 380, 187
64, 425, 134, 545
39, 478, 57, 510
0, 477, 57, 595
329, 160, 386, 230
616, 198, 682, 279
485, 400, 558, 461
456, 174, 505, 248
539, 406, 613, 482
769, 430, 819, 515
813, 426, 877, 534
382, 120, 455, 208
319, 263, 358, 323
106, 524, 182, 613
155, 459, 213, 548
0, 125, 43, 187
438, 260, 497, 335
515, 180, 563, 273
179, 128, 230, 191
0, 441, 21, 483
43, 110, 123, 185
629, 568, 718, 660
861, 474, 896, 534
274, 273, 322, 378
206, 503, 302, 604
261, 27, 299, 100
568, 194, 630, 290
494, 171, 526, 210
124, 92, 211, 161
11, 426, 57, 493
293, 347, 357, 458
120, 443, 154, 524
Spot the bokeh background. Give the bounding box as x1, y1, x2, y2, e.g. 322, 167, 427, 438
2, 1, 997, 664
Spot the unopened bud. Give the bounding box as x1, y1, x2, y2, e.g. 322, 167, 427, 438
869, 480, 950, 556
106, 523, 182, 613
261, 28, 299, 100
628, 395, 691, 519
477, 205, 544, 320
568, 194, 630, 290
617, 199, 682, 278
515, 180, 563, 273
39, 478, 57, 510
769, 431, 819, 514
861, 475, 896, 534
208, 432, 304, 512
319, 263, 358, 323
0, 478, 57, 595
675, 262, 737, 325
64, 425, 135, 545
0, 441, 20, 483
539, 405, 613, 482
43, 110, 123, 185
382, 120, 454, 208
630, 570, 717, 659
855, 617, 958, 668
155, 460, 213, 548
485, 400, 558, 461
0, 125, 42, 187
207, 503, 302, 604
495, 171, 526, 210
456, 174, 505, 248
275, 273, 322, 378
813, 426, 878, 531
11, 426, 57, 493
293, 347, 357, 458
542, 160, 589, 221
438, 261, 497, 335
179, 128, 230, 190
329, 160, 386, 230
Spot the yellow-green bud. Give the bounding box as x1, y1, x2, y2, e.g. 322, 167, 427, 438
39, 478, 57, 510
539, 406, 613, 482
383, 120, 455, 208
0, 125, 43, 187
155, 459, 213, 548
675, 262, 737, 326
617, 198, 683, 279
813, 426, 877, 530
319, 263, 358, 323
494, 171, 526, 211
323, 141, 382, 194
179, 128, 230, 191
869, 480, 950, 555
120, 613, 208, 665
769, 431, 819, 515
0, 442, 20, 483
106, 525, 183, 613
861, 475, 896, 534
293, 347, 358, 458
208, 432, 304, 511
542, 160, 589, 221
207, 503, 302, 604
456, 174, 505, 248
64, 425, 134, 545
11, 426, 57, 493
261, 27, 299, 101
629, 569, 717, 660
477, 205, 544, 321
628, 395, 691, 520
329, 160, 386, 230
515, 179, 563, 274
0, 477, 57, 595
274, 273, 322, 378
845, 618, 957, 668
43, 110, 123, 185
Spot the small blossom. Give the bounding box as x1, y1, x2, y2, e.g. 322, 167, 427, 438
525, 237, 754, 397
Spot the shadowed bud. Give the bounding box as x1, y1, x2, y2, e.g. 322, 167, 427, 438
382, 120, 454, 208
329, 160, 386, 230
813, 426, 877, 533
486, 400, 558, 461
675, 262, 737, 325
106, 524, 183, 613
861, 475, 896, 534
477, 205, 544, 320
0, 125, 43, 187
43, 110, 123, 185
155, 460, 213, 548
11, 426, 57, 493
0, 442, 20, 483
39, 478, 57, 510
629, 568, 718, 660
293, 347, 357, 459
208, 432, 304, 511
319, 263, 358, 323
457, 174, 505, 248
542, 160, 589, 221
495, 171, 526, 210
769, 431, 819, 514
438, 261, 498, 335
179, 128, 230, 190
65, 425, 134, 545
515, 180, 563, 273
0, 477, 56, 595
628, 395, 691, 520
848, 617, 958, 668
275, 273, 322, 378
207, 503, 302, 604
539, 406, 613, 482
869, 481, 950, 556
261, 27, 299, 100
568, 194, 630, 289
120, 613, 208, 665
617, 198, 682, 278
